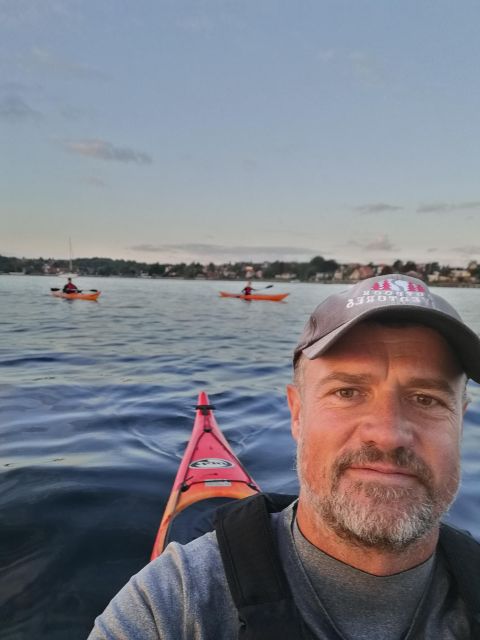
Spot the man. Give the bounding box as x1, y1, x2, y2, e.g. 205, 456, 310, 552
63, 277, 78, 293
89, 274, 480, 639
241, 280, 255, 296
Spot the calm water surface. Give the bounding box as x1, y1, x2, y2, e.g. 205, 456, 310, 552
1, 276, 479, 639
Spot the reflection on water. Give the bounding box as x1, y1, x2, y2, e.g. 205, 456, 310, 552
0, 276, 479, 639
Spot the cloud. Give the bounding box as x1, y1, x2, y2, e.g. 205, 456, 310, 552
354, 203, 403, 214
0, 95, 41, 122
64, 139, 152, 164
365, 236, 396, 251
84, 176, 107, 188
453, 245, 480, 256
348, 235, 397, 252
417, 201, 480, 213
128, 243, 318, 262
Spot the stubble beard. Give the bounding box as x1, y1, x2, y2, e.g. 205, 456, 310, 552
297, 438, 460, 551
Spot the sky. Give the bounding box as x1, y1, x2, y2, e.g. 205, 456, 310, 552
2, 0, 480, 267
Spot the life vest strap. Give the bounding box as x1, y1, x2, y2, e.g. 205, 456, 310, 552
215, 493, 311, 639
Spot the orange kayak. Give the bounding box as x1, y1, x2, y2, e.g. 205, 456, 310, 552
219, 291, 289, 302
151, 392, 260, 559
51, 290, 101, 300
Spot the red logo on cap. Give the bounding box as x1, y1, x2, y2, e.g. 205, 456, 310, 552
372, 279, 425, 293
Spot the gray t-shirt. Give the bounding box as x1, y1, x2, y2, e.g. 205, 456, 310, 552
290, 519, 469, 639
88, 504, 470, 639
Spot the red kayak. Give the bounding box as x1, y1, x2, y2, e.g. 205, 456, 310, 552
50, 288, 100, 300
219, 291, 289, 302
151, 392, 260, 559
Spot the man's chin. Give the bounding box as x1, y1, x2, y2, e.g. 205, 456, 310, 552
304, 481, 439, 550
339, 477, 428, 508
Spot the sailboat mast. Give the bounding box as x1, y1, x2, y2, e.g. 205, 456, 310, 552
69, 237, 73, 273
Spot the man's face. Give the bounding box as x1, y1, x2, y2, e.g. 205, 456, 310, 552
287, 322, 467, 550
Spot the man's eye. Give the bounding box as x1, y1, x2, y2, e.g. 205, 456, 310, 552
335, 388, 358, 399
414, 394, 437, 407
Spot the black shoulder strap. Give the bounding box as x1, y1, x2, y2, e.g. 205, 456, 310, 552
215, 493, 310, 639
439, 523, 480, 633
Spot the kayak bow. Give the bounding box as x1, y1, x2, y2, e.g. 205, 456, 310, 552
219, 291, 289, 302
151, 392, 260, 559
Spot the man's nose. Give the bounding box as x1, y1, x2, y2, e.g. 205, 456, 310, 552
359, 393, 414, 450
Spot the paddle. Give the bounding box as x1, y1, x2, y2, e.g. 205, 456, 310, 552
242, 285, 274, 293
50, 288, 98, 293
254, 285, 273, 291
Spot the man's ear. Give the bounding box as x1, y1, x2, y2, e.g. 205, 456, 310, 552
286, 384, 301, 442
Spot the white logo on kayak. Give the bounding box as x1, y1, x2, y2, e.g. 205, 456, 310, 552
189, 458, 234, 469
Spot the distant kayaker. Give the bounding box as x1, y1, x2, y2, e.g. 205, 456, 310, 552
241, 280, 255, 295
62, 277, 78, 293
88, 274, 480, 640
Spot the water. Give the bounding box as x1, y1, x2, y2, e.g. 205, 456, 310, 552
1, 276, 479, 639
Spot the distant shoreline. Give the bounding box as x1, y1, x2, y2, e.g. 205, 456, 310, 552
2, 273, 479, 288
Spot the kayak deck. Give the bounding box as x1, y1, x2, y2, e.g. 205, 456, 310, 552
151, 392, 260, 559
219, 291, 289, 302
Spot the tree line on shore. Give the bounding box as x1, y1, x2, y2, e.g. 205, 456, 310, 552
0, 253, 478, 282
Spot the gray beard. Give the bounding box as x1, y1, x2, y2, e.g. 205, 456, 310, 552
297, 441, 459, 551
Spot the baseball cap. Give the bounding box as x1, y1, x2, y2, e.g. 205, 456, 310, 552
294, 273, 480, 382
